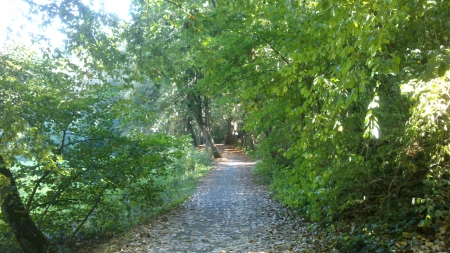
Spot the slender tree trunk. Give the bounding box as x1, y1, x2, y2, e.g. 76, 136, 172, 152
65, 185, 107, 246
265, 126, 273, 139
193, 113, 221, 158
184, 68, 220, 157
187, 93, 221, 158
225, 117, 235, 145
198, 130, 204, 145
0, 156, 52, 253
204, 97, 212, 132
248, 134, 255, 150
186, 116, 198, 146
240, 130, 245, 148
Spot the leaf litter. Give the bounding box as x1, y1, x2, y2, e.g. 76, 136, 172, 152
81, 146, 331, 253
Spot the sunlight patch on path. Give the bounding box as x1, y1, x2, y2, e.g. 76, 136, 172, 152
217, 161, 256, 166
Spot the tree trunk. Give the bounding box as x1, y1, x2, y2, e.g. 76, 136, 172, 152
248, 134, 255, 150
239, 130, 255, 150
187, 93, 221, 158
240, 130, 245, 148
204, 97, 212, 132
225, 117, 235, 145
193, 113, 221, 158
0, 156, 53, 253
186, 116, 198, 146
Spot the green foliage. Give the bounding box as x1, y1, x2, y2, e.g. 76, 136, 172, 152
3, 0, 449, 251
196, 0, 450, 250
160, 145, 213, 206
0, 44, 212, 250
403, 72, 450, 228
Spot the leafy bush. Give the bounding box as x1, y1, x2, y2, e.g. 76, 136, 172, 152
0, 134, 212, 251
402, 72, 450, 228
244, 1, 450, 249
0, 46, 213, 251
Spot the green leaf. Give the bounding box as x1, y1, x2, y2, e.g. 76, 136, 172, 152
437, 62, 447, 77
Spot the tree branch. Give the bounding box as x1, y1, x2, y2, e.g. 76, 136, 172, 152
57, 128, 67, 154
65, 184, 108, 246
25, 170, 50, 214
37, 173, 82, 227
165, 0, 183, 9
262, 38, 290, 64
64, 137, 107, 147
26, 127, 70, 214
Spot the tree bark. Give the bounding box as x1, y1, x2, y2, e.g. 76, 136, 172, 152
204, 97, 212, 132
0, 156, 53, 253
248, 134, 255, 150
240, 130, 245, 148
186, 116, 198, 146
225, 117, 235, 145
187, 93, 221, 158
193, 112, 221, 158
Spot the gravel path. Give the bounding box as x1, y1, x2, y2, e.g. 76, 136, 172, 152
116, 146, 318, 252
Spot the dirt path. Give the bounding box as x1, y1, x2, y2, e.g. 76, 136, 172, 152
112, 146, 318, 252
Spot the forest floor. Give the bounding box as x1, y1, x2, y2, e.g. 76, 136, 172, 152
79, 145, 332, 252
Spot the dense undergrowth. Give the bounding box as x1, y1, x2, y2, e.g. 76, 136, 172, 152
254, 72, 450, 252
0, 142, 212, 252
0, 45, 216, 252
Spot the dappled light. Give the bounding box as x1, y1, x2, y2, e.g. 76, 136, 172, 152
220, 161, 256, 166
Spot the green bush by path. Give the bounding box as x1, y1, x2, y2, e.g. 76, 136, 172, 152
0, 141, 213, 252
0, 46, 213, 252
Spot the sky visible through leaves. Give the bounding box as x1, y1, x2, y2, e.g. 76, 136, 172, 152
0, 0, 131, 47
